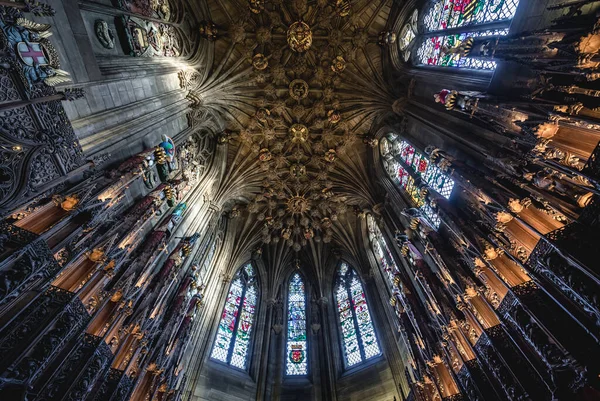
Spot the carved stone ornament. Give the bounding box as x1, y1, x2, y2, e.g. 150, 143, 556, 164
248, 0, 264, 14
94, 19, 115, 49
287, 21, 312, 53
199, 20, 218, 41
117, 15, 183, 58
330, 56, 346, 73
0, 15, 71, 86
252, 53, 268, 70
335, 0, 351, 17
289, 123, 308, 143
287, 196, 309, 214
289, 79, 309, 100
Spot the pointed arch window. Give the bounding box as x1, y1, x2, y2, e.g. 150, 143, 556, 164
286, 273, 308, 375
210, 263, 257, 370
380, 134, 455, 230
414, 0, 520, 70
335, 262, 381, 368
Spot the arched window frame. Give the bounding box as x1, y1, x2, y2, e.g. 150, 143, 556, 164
365, 214, 426, 354
409, 0, 521, 71
399, 9, 419, 62
209, 262, 259, 371
333, 260, 381, 370
380, 133, 456, 230
285, 272, 309, 376
366, 214, 402, 292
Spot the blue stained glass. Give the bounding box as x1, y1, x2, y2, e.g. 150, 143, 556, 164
335, 262, 380, 367
210, 263, 257, 369
286, 273, 308, 375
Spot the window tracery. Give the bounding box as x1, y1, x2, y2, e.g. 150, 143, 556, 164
380, 135, 455, 229
334, 262, 380, 367
399, 10, 419, 61
210, 263, 257, 370
414, 0, 520, 70
286, 273, 308, 375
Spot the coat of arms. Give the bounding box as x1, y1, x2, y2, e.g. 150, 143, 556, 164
289, 344, 305, 364
0, 14, 70, 86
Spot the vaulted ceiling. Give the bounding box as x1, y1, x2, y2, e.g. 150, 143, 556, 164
192, 0, 405, 278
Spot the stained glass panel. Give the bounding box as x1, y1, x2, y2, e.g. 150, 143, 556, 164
210, 263, 257, 369
400, 24, 416, 51
418, 0, 519, 70
423, 0, 520, 32
367, 215, 405, 291
286, 273, 308, 375
386, 139, 454, 229
230, 284, 257, 369
416, 33, 498, 71
422, 162, 455, 200
336, 284, 361, 366
335, 263, 380, 367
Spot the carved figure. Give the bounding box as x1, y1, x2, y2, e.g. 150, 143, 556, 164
434, 89, 485, 112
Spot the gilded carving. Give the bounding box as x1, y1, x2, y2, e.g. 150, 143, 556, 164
287, 21, 312, 53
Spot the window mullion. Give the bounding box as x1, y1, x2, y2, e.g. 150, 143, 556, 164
346, 275, 365, 363
227, 282, 247, 364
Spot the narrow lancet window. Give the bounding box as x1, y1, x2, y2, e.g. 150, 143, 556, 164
335, 262, 381, 368
286, 273, 308, 375
210, 263, 257, 370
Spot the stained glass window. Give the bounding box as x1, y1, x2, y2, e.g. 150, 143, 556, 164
381, 136, 453, 230
335, 262, 381, 367
210, 263, 257, 370
286, 273, 308, 375
415, 0, 520, 70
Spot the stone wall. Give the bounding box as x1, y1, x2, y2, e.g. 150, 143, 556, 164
336, 359, 399, 401
31, 0, 208, 163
